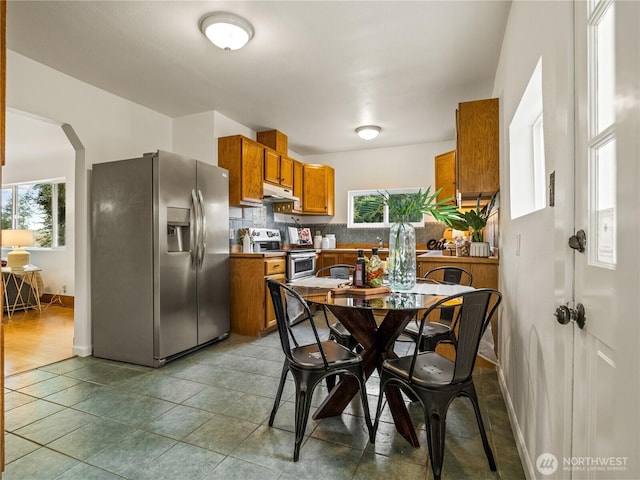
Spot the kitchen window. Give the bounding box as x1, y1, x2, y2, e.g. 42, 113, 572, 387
348, 188, 425, 228
1, 180, 66, 248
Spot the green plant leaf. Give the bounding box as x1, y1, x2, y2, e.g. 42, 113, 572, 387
379, 186, 463, 225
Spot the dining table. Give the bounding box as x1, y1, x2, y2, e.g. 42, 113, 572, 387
289, 277, 474, 448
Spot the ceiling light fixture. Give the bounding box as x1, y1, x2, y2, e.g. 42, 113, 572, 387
200, 12, 254, 51
356, 125, 381, 141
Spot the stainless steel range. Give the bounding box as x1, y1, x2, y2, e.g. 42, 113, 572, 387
250, 228, 316, 281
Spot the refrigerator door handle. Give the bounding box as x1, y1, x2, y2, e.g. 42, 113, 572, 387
190, 189, 201, 267
197, 190, 207, 269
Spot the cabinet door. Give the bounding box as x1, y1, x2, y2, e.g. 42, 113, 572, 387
435, 150, 456, 204
456, 98, 499, 198
241, 139, 265, 204
320, 252, 339, 271
339, 252, 358, 266
280, 156, 294, 189
265, 273, 286, 329
264, 148, 280, 185
303, 164, 335, 215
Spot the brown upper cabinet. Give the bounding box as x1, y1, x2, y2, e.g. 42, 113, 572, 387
257, 129, 288, 155
263, 146, 294, 189
455, 98, 499, 202
218, 135, 265, 207
302, 164, 334, 215
435, 150, 456, 204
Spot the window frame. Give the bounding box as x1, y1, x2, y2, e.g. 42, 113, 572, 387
2, 178, 67, 249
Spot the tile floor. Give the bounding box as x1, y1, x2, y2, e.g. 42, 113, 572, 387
4, 320, 525, 479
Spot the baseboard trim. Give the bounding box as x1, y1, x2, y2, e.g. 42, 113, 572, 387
41, 293, 75, 308
497, 365, 536, 480
72, 344, 92, 357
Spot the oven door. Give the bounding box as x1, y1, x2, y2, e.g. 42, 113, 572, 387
287, 252, 316, 281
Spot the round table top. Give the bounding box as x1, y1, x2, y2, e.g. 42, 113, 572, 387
291, 281, 468, 311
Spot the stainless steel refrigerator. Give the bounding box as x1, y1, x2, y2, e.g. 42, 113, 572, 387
91, 150, 230, 367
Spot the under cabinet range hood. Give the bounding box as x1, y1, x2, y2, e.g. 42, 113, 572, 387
262, 183, 299, 203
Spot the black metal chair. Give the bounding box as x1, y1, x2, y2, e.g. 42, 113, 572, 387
372, 289, 502, 480
266, 279, 374, 461
315, 264, 360, 351
403, 266, 473, 352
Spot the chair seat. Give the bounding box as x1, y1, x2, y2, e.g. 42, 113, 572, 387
404, 321, 451, 337
383, 351, 455, 387
292, 341, 361, 368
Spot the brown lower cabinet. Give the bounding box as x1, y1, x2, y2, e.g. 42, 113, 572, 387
416, 256, 498, 289
230, 254, 286, 336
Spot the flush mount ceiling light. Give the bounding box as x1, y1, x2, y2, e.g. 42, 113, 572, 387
200, 12, 254, 51
356, 125, 381, 141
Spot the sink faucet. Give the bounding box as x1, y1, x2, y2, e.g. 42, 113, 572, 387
376, 236, 383, 248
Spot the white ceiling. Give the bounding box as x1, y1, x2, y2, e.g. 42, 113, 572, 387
6, 1, 511, 156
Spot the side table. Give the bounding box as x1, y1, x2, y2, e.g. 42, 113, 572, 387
2, 265, 43, 318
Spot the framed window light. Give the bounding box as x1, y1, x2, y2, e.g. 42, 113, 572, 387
1, 179, 67, 248
348, 188, 426, 228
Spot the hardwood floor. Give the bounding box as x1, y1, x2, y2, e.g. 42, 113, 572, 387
3, 303, 74, 376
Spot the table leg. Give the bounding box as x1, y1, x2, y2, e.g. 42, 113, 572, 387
313, 306, 420, 447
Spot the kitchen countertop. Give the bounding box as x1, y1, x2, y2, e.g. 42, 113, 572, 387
230, 252, 289, 258
230, 248, 499, 263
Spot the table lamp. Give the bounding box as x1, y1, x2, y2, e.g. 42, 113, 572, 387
2, 229, 34, 269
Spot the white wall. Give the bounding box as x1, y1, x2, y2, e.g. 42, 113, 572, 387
7, 51, 173, 356
492, 2, 575, 476
303, 141, 455, 223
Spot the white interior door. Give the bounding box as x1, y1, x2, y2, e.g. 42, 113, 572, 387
570, 1, 639, 478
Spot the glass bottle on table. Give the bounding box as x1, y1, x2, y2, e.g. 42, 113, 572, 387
354, 249, 366, 287
367, 248, 384, 287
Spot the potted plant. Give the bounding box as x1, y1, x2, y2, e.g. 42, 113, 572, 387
379, 187, 461, 289
446, 191, 499, 257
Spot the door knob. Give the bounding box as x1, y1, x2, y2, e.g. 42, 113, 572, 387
568, 229, 586, 253
555, 303, 586, 329
573, 303, 586, 329
554, 305, 571, 325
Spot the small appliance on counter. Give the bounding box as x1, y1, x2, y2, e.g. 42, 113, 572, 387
287, 226, 312, 246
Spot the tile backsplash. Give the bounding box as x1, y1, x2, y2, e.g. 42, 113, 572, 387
229, 204, 447, 248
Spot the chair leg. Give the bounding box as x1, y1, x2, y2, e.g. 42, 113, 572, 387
325, 374, 336, 392
464, 383, 497, 471
425, 408, 447, 480
354, 369, 374, 443
292, 384, 315, 462
372, 372, 390, 442
269, 363, 289, 426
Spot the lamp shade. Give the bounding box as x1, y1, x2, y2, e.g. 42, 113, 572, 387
2, 229, 34, 269
2, 229, 34, 247
200, 12, 254, 51
356, 125, 381, 141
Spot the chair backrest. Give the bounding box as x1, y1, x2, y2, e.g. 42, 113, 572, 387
409, 289, 502, 384
316, 264, 354, 279
424, 266, 473, 286
424, 266, 473, 322
266, 279, 330, 367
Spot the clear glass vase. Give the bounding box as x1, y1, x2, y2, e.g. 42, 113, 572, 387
387, 221, 416, 290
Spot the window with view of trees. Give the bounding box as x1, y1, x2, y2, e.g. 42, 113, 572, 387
348, 188, 425, 228
2, 181, 66, 248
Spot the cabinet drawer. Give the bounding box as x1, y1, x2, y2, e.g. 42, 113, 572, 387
264, 258, 286, 275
